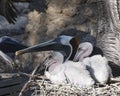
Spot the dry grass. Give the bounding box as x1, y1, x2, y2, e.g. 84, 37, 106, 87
30, 76, 120, 96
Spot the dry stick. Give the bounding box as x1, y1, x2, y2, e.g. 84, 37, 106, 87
19, 72, 39, 78
19, 63, 41, 96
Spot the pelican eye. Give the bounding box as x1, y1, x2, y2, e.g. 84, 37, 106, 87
78, 48, 86, 52
77, 48, 81, 52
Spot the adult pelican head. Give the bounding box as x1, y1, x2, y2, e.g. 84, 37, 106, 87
16, 35, 80, 62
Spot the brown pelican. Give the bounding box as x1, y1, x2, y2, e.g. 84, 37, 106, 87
0, 0, 32, 24
15, 33, 102, 62
16, 28, 104, 61
45, 52, 95, 87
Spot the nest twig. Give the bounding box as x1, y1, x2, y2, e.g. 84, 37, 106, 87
19, 63, 41, 96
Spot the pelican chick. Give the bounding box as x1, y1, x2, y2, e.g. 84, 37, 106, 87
45, 52, 95, 87
82, 55, 112, 84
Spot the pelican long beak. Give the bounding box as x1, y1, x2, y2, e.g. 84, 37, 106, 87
16, 39, 55, 55
16, 38, 72, 62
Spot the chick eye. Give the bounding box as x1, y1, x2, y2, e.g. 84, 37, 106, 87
77, 48, 81, 52
48, 55, 53, 59
77, 48, 86, 52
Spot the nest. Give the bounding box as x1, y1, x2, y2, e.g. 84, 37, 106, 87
1, 73, 120, 96
28, 76, 120, 96
17, 62, 120, 96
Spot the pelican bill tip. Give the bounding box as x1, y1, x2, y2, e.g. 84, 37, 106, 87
15, 51, 21, 56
